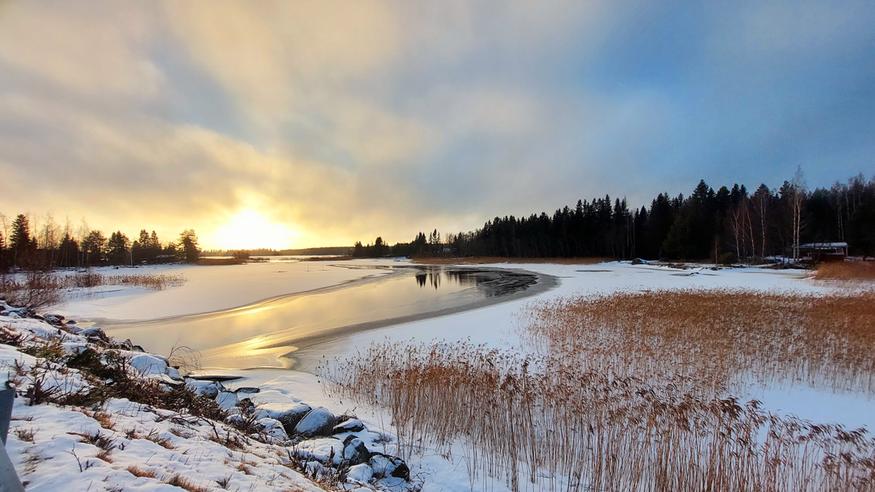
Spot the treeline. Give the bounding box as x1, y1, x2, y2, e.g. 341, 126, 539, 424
0, 214, 201, 271
353, 171, 875, 261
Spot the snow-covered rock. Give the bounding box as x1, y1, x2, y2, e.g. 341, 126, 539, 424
216, 391, 239, 411
333, 417, 365, 433
346, 463, 374, 484
370, 453, 410, 480
128, 352, 168, 377
294, 406, 336, 437
295, 437, 344, 465
185, 378, 223, 398
342, 435, 371, 465
257, 417, 289, 440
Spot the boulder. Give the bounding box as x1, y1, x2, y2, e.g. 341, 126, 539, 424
295, 438, 344, 465
129, 353, 168, 377
345, 463, 373, 484
215, 391, 239, 411
342, 435, 370, 465
256, 417, 289, 440
369, 453, 410, 480
234, 386, 260, 394
185, 378, 223, 398
294, 407, 337, 437
254, 403, 311, 436
333, 417, 365, 434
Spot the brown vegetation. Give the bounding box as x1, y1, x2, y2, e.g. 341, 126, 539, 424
0, 271, 183, 308
524, 290, 875, 395
323, 340, 875, 491
196, 257, 245, 266
322, 290, 875, 490
814, 261, 875, 281
127, 465, 157, 478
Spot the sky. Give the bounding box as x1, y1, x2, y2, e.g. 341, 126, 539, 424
1, 1, 873, 249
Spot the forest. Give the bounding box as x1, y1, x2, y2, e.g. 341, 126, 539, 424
0, 217, 201, 271
355, 171, 875, 261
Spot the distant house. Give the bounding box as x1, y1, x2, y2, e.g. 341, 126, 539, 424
798, 242, 848, 262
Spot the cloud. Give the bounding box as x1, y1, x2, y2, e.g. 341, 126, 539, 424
0, 1, 873, 247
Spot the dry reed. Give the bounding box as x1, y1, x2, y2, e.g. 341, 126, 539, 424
321, 290, 875, 491
524, 290, 875, 395
814, 261, 875, 281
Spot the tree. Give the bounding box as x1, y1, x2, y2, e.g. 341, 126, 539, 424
57, 234, 80, 268
352, 241, 364, 257
790, 166, 806, 259
0, 232, 8, 272
82, 230, 107, 266
374, 237, 385, 257
10, 214, 35, 267
179, 229, 200, 263
107, 231, 130, 266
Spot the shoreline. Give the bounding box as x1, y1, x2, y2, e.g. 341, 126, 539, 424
95, 264, 558, 374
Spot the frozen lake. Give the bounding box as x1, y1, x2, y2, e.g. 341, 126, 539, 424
98, 265, 551, 371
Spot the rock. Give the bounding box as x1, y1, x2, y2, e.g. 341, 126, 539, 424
185, 378, 223, 398
255, 403, 311, 436
631, 258, 646, 265
129, 353, 169, 377
333, 417, 365, 434
295, 438, 344, 465
43, 314, 65, 325
166, 366, 181, 380
345, 463, 373, 484
256, 417, 289, 440
293, 407, 336, 437
234, 386, 260, 394
79, 327, 109, 342
216, 391, 239, 411
369, 453, 410, 480
238, 397, 255, 415
342, 435, 370, 465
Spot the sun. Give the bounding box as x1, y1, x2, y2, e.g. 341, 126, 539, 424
210, 209, 298, 250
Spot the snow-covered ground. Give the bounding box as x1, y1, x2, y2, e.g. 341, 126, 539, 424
0, 302, 418, 492
7, 259, 872, 492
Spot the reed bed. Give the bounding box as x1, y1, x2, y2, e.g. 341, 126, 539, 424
1, 272, 184, 307
524, 290, 875, 395
814, 261, 875, 281
322, 341, 875, 491
322, 289, 875, 490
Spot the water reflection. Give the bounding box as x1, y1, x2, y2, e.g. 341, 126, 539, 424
101, 266, 539, 371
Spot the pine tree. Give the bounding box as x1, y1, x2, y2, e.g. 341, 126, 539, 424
179, 229, 200, 263
107, 231, 130, 266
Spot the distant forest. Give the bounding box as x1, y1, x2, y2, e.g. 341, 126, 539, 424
0, 218, 201, 271
354, 171, 875, 262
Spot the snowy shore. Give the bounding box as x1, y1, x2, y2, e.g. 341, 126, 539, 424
3, 258, 870, 491
0, 300, 418, 491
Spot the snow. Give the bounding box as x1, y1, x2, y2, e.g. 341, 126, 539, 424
30, 258, 873, 492
0, 301, 420, 492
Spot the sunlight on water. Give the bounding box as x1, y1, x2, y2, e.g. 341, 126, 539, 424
102, 267, 536, 370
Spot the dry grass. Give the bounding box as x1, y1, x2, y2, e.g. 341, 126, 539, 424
412, 256, 609, 265
322, 290, 875, 491
127, 465, 157, 478
0, 271, 183, 308
324, 340, 875, 491
814, 261, 875, 281
165, 474, 208, 492
524, 290, 875, 395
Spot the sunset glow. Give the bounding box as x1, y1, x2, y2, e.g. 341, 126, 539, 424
207, 209, 299, 251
